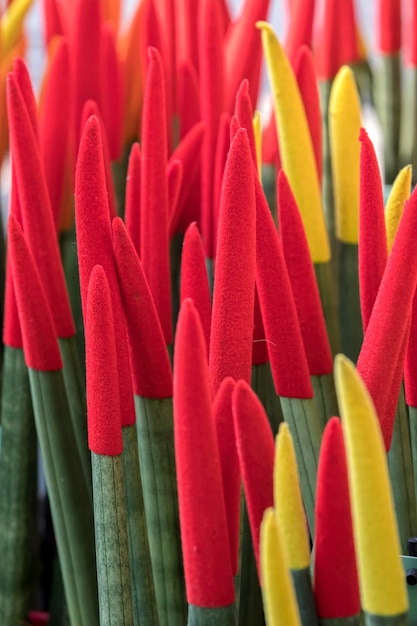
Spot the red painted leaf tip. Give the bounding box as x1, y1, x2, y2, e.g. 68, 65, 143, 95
112, 217, 173, 398
180, 222, 211, 354
209, 127, 256, 395
378, 0, 401, 54
255, 177, 313, 398
315, 417, 360, 618
278, 170, 332, 375
358, 126, 387, 332
7, 72, 75, 340
174, 297, 235, 607
213, 376, 240, 576
358, 185, 417, 449
8, 216, 62, 372
86, 265, 122, 456
232, 379, 274, 574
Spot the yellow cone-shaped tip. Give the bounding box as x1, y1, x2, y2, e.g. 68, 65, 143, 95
253, 110, 262, 180
257, 21, 330, 263
385, 165, 412, 253
329, 66, 362, 244
334, 354, 408, 616
1, 0, 33, 57
274, 423, 310, 570
260, 508, 302, 626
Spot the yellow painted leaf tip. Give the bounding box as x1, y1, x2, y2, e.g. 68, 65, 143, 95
1, 0, 33, 57
329, 66, 361, 244
259, 21, 330, 263
334, 355, 408, 616
253, 110, 262, 180
260, 508, 302, 626
274, 423, 310, 570
385, 165, 412, 253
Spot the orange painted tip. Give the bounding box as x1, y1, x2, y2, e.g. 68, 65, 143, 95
234, 79, 257, 167
72, 0, 102, 146
377, 0, 401, 54
224, 0, 270, 113
404, 0, 417, 66
81, 100, 117, 220
314, 418, 360, 619
174, 298, 235, 607
100, 0, 121, 34
209, 128, 256, 396
42, 0, 65, 44
358, 128, 387, 331
6, 72, 75, 340
124, 142, 141, 255
75, 115, 136, 427
8, 215, 62, 371
284, 0, 314, 64
180, 222, 212, 354
232, 378, 275, 574
198, 0, 225, 259
112, 217, 173, 398
100, 23, 123, 160
86, 265, 122, 456
278, 171, 332, 375
213, 377, 240, 576
140, 46, 172, 344
357, 183, 417, 450
38, 38, 71, 231
293, 46, 322, 185
255, 175, 313, 398
167, 159, 183, 225
169, 120, 205, 237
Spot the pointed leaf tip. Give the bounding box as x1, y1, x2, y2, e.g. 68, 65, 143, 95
86, 265, 122, 456
174, 297, 235, 607
314, 417, 360, 619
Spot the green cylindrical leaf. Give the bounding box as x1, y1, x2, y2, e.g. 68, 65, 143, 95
311, 374, 339, 431
291, 567, 319, 626
399, 67, 417, 181
321, 617, 361, 626
188, 603, 237, 626
261, 164, 277, 222
252, 363, 283, 436
237, 500, 265, 626
134, 395, 186, 626
122, 424, 158, 626
29, 368, 99, 626
319, 78, 336, 261
337, 243, 363, 362
280, 397, 321, 535
388, 387, 417, 553
314, 261, 341, 357
375, 54, 401, 184
363, 613, 408, 626
59, 336, 91, 493
92, 452, 133, 626
59, 229, 85, 372
0, 346, 37, 623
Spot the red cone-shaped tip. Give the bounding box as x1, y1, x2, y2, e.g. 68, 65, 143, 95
315, 417, 360, 618
86, 265, 122, 456
174, 298, 235, 607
